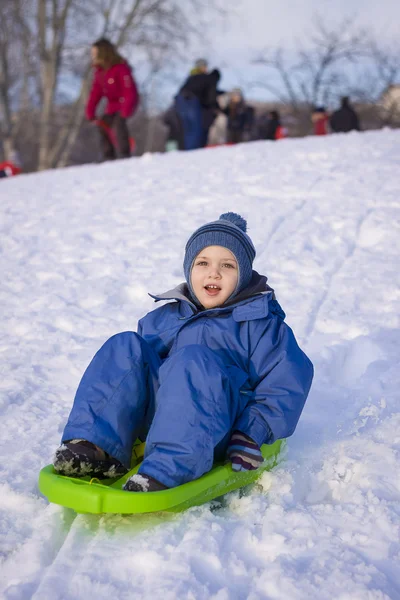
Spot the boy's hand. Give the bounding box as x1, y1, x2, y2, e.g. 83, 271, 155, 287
227, 431, 263, 472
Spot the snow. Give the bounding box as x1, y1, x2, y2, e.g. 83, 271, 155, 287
0, 130, 399, 599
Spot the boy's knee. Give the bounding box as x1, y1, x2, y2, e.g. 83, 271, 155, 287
103, 332, 160, 373
105, 331, 143, 354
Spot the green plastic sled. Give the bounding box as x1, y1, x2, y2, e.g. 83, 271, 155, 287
38, 440, 283, 514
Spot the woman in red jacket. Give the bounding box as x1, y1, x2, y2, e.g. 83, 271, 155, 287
86, 38, 139, 160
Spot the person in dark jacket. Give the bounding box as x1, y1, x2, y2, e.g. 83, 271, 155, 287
223, 88, 251, 144
330, 97, 360, 133
259, 110, 283, 140
86, 38, 139, 160
53, 212, 314, 492
163, 104, 185, 150
243, 105, 255, 141
175, 59, 221, 150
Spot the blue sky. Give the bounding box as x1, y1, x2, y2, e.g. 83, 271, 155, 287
210, 0, 400, 54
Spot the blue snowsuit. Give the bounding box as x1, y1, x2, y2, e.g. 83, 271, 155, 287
62, 273, 314, 488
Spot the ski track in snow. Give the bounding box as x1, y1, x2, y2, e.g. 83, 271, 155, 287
304, 206, 373, 340
0, 131, 400, 599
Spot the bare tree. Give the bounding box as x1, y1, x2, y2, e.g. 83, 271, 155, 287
253, 16, 368, 131
37, 0, 76, 170
349, 38, 400, 126
1, 0, 227, 170
0, 3, 15, 160
0, 1, 29, 160
253, 14, 400, 134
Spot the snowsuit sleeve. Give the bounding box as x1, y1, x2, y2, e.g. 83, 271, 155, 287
116, 64, 139, 118
86, 71, 103, 120
234, 317, 314, 447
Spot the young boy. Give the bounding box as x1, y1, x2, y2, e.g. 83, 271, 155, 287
54, 213, 314, 492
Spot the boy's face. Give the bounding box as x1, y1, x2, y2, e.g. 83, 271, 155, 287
191, 245, 238, 309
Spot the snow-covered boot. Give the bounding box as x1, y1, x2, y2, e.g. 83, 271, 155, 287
53, 439, 127, 479
123, 473, 168, 492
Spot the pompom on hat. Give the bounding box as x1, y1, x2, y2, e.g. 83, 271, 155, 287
183, 212, 256, 302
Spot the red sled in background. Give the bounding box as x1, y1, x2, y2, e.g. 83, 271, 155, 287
0, 161, 22, 179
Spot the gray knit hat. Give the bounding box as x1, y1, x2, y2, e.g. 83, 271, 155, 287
183, 212, 256, 302
194, 58, 208, 70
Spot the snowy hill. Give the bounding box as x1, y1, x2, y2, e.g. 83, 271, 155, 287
0, 130, 399, 600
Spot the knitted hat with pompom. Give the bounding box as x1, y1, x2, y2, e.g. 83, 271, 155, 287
183, 212, 256, 302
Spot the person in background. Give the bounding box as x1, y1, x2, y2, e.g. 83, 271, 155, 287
259, 110, 286, 141
175, 59, 221, 150
86, 38, 139, 160
311, 106, 329, 135
243, 105, 255, 142
223, 88, 251, 144
330, 96, 360, 133
163, 104, 185, 151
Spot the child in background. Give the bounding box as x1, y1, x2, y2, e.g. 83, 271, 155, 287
311, 106, 329, 136
260, 110, 286, 140
54, 212, 313, 492
223, 88, 250, 145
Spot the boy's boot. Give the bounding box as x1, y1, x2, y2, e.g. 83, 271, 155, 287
123, 473, 167, 492
53, 439, 127, 479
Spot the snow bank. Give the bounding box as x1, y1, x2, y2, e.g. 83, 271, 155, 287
0, 130, 399, 599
